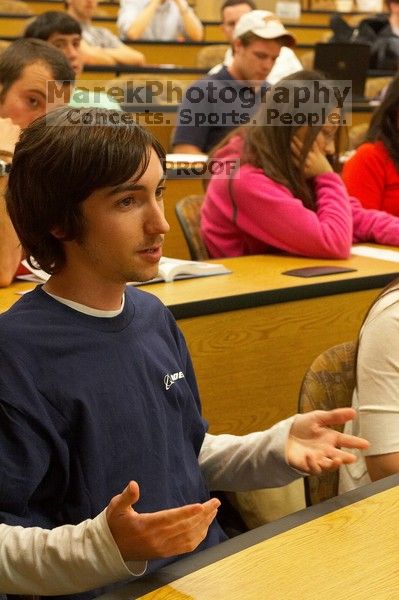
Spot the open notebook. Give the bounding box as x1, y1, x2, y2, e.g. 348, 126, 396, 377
17, 257, 231, 285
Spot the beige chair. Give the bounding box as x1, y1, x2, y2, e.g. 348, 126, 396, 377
298, 340, 357, 506
365, 76, 393, 99
175, 194, 209, 261
348, 122, 369, 150
196, 44, 230, 70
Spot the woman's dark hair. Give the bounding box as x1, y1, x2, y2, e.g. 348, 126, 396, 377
24, 11, 82, 40
242, 69, 343, 210
365, 74, 399, 171
0, 38, 75, 100
6, 107, 166, 274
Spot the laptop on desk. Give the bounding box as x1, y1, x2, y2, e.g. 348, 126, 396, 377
314, 42, 371, 102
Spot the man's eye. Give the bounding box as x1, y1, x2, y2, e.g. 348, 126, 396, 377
156, 186, 165, 199
28, 97, 39, 108
119, 196, 135, 207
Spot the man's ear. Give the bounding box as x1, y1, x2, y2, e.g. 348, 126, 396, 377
232, 38, 242, 55
51, 225, 67, 240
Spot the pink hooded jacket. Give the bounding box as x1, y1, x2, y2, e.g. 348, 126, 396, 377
201, 135, 399, 259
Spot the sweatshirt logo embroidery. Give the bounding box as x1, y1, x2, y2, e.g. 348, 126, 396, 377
164, 371, 185, 390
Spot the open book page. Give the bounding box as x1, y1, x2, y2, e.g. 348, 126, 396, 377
16, 260, 50, 283
158, 256, 230, 282
132, 257, 231, 284
351, 246, 399, 263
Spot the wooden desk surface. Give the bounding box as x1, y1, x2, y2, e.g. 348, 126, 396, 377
2, 253, 399, 317
138, 252, 399, 434
20, 1, 381, 23
95, 474, 399, 600
134, 252, 399, 318
0, 33, 315, 66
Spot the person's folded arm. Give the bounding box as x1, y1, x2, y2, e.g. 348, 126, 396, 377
229, 169, 353, 258
350, 194, 399, 246
173, 0, 203, 41
80, 39, 116, 65
103, 44, 145, 65
122, 0, 161, 40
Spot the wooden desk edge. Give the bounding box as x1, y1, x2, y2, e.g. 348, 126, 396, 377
141, 270, 399, 320
96, 473, 399, 599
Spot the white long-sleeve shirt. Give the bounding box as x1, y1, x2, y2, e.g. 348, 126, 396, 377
0, 418, 300, 595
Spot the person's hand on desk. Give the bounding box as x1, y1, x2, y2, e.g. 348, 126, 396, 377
106, 480, 220, 561
286, 408, 369, 475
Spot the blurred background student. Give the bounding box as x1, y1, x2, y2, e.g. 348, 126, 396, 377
209, 3, 302, 84
342, 74, 399, 217
201, 70, 399, 260
118, 0, 203, 41
24, 12, 121, 108
65, 0, 145, 65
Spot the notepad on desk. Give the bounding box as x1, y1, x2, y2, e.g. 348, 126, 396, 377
17, 257, 231, 286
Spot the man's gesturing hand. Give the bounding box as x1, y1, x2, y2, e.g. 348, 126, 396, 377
287, 408, 369, 475
106, 481, 220, 561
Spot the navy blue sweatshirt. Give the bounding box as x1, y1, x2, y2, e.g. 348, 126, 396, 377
0, 286, 226, 599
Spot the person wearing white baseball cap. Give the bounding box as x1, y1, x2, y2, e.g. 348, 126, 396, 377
209, 4, 302, 85
173, 8, 300, 154
234, 9, 295, 44
231, 9, 301, 83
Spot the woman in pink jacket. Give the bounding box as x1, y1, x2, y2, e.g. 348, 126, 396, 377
201, 70, 399, 259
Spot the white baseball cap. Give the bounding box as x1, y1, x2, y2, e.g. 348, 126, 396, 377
233, 10, 296, 47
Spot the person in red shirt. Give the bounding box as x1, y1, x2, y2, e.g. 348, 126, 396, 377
342, 75, 399, 217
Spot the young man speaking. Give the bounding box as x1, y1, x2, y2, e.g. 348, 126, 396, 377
1, 107, 368, 599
